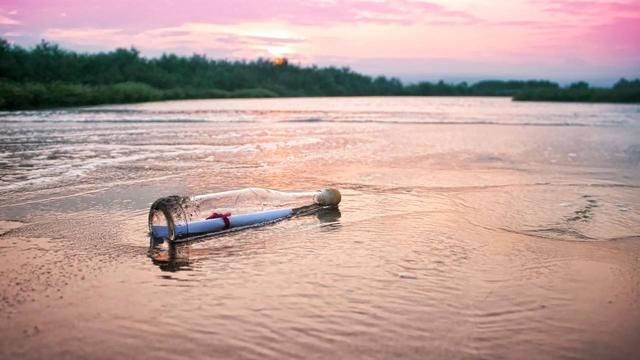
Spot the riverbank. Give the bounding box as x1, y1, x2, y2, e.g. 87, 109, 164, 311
514, 79, 640, 103
2, 79, 639, 111
0, 80, 278, 110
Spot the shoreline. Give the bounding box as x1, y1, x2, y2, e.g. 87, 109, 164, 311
1, 87, 639, 112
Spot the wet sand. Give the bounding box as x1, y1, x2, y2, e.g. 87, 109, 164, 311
1, 97, 639, 359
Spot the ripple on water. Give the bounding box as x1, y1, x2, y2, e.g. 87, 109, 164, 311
455, 183, 640, 242
1, 98, 640, 359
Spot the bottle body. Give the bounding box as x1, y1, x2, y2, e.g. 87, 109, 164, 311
149, 188, 340, 242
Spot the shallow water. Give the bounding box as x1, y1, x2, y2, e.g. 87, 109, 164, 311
1, 97, 639, 359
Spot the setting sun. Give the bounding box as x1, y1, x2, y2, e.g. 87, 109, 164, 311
271, 57, 288, 66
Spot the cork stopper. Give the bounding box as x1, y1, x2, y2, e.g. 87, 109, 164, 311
315, 188, 342, 206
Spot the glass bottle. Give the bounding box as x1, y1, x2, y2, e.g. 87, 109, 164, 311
148, 188, 341, 242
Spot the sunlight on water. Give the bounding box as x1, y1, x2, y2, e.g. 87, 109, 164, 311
1, 97, 639, 359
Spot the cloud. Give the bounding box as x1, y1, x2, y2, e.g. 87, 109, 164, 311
541, 0, 640, 16
342, 0, 478, 25
583, 16, 640, 58
0, 14, 20, 25
8, 0, 475, 30
42, 22, 308, 58
43, 28, 125, 45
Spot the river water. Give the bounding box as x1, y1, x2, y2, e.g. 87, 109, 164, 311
1, 97, 639, 359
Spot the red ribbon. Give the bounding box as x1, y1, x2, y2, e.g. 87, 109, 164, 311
206, 212, 231, 229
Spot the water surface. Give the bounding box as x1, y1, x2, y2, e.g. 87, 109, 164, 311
1, 97, 639, 359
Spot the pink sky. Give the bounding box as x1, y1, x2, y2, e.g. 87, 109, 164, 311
1, 0, 639, 84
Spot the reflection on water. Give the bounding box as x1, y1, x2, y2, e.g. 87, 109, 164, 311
316, 206, 342, 225
0, 97, 639, 360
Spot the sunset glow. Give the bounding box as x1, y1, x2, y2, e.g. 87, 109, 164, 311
1, 0, 639, 83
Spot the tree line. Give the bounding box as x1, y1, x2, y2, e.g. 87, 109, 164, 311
0, 38, 638, 110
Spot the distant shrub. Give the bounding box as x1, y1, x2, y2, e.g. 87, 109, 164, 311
513, 80, 640, 103
230, 88, 278, 98
109, 82, 163, 103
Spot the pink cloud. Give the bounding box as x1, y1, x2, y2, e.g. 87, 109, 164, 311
1, 0, 475, 31
42, 23, 309, 59
527, 0, 640, 61
542, 0, 640, 15
583, 16, 640, 58
0, 14, 19, 25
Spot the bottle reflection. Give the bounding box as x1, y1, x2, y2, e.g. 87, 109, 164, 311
149, 241, 192, 272
317, 206, 342, 227
148, 206, 341, 272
